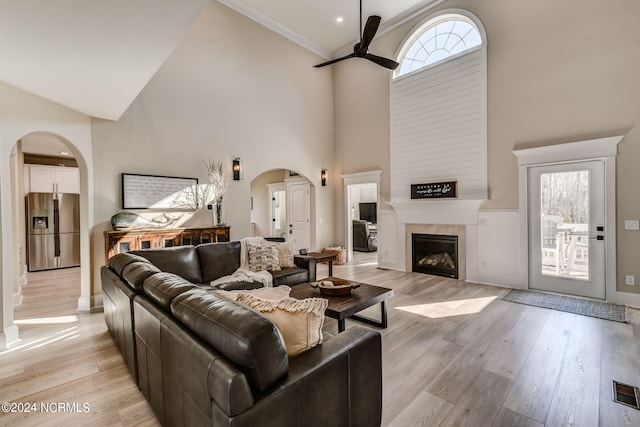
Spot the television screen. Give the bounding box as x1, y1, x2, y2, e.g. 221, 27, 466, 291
359, 202, 377, 224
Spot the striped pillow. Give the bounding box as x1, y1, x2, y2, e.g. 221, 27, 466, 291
247, 244, 281, 272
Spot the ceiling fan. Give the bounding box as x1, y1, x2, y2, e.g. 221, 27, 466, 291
314, 0, 399, 70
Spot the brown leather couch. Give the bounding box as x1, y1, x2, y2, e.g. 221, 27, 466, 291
101, 242, 382, 426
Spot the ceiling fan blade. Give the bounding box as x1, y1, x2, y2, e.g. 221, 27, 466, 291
359, 15, 381, 51
364, 53, 400, 70
314, 53, 356, 68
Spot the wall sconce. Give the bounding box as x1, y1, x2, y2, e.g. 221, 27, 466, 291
321, 169, 328, 187
232, 158, 243, 181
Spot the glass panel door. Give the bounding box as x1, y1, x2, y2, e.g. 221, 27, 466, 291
528, 161, 605, 299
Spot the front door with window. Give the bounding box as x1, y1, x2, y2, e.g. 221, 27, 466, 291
528, 160, 605, 299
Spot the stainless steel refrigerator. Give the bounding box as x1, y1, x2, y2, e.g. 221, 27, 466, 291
26, 192, 80, 271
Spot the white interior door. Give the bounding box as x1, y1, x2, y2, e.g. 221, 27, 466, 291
267, 182, 286, 238
287, 181, 310, 251
528, 160, 606, 299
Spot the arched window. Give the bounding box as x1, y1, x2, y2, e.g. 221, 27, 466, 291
395, 14, 482, 78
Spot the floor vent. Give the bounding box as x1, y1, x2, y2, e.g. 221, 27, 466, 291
613, 381, 640, 409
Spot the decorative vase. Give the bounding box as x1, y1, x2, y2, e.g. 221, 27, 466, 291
213, 197, 225, 226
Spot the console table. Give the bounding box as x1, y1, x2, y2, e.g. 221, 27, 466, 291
104, 226, 230, 263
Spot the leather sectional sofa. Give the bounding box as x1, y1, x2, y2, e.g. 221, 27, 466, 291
101, 242, 382, 426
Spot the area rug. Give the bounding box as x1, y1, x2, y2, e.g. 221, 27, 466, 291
501, 289, 627, 323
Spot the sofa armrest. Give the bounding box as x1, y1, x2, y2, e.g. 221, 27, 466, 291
285, 326, 382, 426
101, 266, 139, 382
293, 255, 317, 282
212, 325, 382, 427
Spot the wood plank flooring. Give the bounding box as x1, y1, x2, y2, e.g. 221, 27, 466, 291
2, 259, 640, 426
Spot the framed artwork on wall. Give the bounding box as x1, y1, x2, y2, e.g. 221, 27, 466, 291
121, 173, 198, 209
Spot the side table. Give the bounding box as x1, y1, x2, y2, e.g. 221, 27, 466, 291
306, 252, 338, 277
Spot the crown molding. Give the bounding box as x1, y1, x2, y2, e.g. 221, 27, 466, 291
217, 0, 332, 59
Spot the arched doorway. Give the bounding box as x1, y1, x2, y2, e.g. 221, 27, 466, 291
250, 168, 315, 252
4, 131, 92, 345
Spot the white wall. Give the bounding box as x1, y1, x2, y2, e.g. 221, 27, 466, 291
91, 0, 335, 290
0, 81, 94, 346
476, 210, 522, 287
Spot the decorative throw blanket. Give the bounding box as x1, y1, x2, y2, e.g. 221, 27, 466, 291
210, 268, 273, 288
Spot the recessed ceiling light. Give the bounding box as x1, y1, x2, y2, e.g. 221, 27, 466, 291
336, 16, 344, 23
59, 151, 70, 156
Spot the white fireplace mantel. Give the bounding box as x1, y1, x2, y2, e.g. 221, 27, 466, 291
388, 199, 486, 225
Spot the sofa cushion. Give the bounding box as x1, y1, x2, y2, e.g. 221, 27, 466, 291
265, 239, 296, 268
213, 280, 265, 291
143, 272, 197, 310
171, 289, 289, 392
247, 244, 280, 272
133, 246, 203, 284
196, 242, 242, 283
271, 267, 309, 286
109, 252, 150, 276
122, 261, 161, 291
218, 287, 327, 357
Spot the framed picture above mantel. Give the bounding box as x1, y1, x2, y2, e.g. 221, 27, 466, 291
411, 181, 457, 199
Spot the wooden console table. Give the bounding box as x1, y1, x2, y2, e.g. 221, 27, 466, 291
104, 226, 230, 263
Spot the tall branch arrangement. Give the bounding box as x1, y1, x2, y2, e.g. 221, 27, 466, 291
170, 159, 226, 210
204, 159, 225, 204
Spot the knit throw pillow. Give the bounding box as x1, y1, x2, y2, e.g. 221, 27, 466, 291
247, 244, 281, 272
267, 240, 296, 269
233, 292, 327, 357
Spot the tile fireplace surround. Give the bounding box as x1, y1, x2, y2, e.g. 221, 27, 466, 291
405, 224, 466, 281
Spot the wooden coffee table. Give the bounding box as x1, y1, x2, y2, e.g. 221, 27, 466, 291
290, 277, 394, 333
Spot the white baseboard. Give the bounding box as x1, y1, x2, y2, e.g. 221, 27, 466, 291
616, 291, 640, 309
378, 259, 403, 271
1, 325, 20, 349
13, 288, 23, 306
77, 294, 103, 312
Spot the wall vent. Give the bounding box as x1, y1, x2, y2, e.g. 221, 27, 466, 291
613, 380, 640, 409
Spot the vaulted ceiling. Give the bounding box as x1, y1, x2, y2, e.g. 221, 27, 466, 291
0, 0, 438, 121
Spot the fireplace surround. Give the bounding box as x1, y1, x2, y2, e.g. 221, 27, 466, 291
404, 223, 466, 281
412, 233, 459, 279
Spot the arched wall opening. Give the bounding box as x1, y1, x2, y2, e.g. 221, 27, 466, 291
2, 130, 93, 346
250, 168, 316, 251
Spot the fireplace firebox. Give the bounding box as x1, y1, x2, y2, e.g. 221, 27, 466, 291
412, 233, 458, 279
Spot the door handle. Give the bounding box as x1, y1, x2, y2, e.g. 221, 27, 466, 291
588, 225, 604, 240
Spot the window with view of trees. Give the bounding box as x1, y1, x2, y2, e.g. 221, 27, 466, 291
541, 171, 589, 224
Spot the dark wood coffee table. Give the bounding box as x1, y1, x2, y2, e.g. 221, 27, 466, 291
290, 278, 394, 332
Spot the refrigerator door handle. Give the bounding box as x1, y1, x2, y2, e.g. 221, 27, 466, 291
54, 199, 61, 257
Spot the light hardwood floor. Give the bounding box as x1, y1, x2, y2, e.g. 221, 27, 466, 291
2, 262, 640, 426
